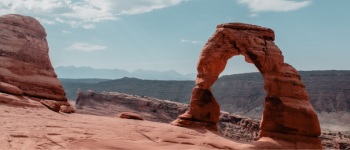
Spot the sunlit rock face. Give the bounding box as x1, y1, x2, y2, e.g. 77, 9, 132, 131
172, 23, 321, 148
0, 14, 66, 102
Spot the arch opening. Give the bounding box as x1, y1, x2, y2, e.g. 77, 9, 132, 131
220, 55, 259, 75
212, 55, 265, 119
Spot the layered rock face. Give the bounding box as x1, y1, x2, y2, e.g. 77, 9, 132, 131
0, 14, 66, 101
172, 23, 321, 148
76, 91, 189, 122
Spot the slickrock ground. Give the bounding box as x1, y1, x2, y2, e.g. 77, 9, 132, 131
76, 91, 350, 149
1, 91, 349, 149
1, 103, 291, 150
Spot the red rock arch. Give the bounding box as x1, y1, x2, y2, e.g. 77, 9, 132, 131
172, 23, 321, 139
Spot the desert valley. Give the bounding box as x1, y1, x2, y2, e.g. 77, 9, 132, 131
1, 2, 350, 149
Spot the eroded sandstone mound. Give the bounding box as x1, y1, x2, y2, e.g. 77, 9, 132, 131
0, 14, 70, 110
76, 90, 189, 122
171, 23, 322, 148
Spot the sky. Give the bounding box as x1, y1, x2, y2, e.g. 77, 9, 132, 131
0, 0, 349, 75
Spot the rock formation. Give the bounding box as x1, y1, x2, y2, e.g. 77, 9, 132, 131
76, 91, 189, 122
119, 112, 144, 120
75, 90, 263, 141
76, 91, 343, 149
0, 14, 71, 111
171, 23, 322, 148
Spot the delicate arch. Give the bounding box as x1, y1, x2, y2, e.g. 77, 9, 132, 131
172, 23, 320, 138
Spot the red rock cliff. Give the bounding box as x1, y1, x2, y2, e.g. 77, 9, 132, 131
0, 14, 67, 102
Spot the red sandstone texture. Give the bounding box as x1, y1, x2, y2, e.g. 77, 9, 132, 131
0, 14, 66, 101
3, 103, 323, 150
0, 14, 72, 112
0, 81, 23, 96
172, 23, 321, 148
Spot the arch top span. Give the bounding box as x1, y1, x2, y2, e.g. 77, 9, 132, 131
217, 23, 275, 41
195, 23, 284, 89
171, 22, 321, 146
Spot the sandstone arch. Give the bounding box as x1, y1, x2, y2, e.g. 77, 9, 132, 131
172, 23, 321, 140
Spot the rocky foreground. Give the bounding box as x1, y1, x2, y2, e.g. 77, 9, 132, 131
1, 91, 349, 149
0, 102, 313, 150
1, 104, 246, 150
76, 91, 350, 149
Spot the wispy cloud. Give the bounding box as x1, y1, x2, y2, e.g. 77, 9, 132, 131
62, 30, 71, 34
67, 43, 107, 52
180, 39, 189, 42
0, 0, 188, 28
237, 0, 312, 15
82, 24, 95, 29
181, 39, 202, 44
249, 13, 258, 17
35, 17, 55, 25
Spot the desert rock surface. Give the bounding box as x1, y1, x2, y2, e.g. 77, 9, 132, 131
1, 90, 347, 149
0, 102, 327, 150
76, 91, 342, 149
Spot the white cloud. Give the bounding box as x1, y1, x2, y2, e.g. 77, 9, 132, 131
0, 0, 188, 28
249, 13, 258, 17
67, 43, 107, 52
237, 0, 312, 13
82, 24, 95, 29
55, 18, 65, 23
116, 0, 187, 15
191, 40, 202, 44
181, 39, 189, 42
36, 17, 55, 25
62, 30, 71, 33
181, 39, 202, 44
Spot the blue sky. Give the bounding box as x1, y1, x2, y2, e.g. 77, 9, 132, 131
1, 0, 349, 75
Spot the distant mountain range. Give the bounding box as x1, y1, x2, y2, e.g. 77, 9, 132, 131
59, 70, 350, 118
54, 66, 196, 80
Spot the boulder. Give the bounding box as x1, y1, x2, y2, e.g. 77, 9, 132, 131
0, 81, 23, 96
60, 105, 76, 113
41, 100, 75, 113
0, 14, 66, 101
40, 100, 61, 112
119, 112, 144, 120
